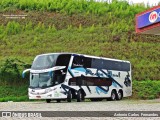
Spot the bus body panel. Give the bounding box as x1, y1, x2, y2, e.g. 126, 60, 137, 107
26, 53, 132, 100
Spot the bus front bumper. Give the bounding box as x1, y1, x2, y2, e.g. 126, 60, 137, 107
28, 92, 67, 100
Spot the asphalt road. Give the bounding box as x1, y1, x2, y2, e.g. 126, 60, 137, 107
0, 99, 160, 120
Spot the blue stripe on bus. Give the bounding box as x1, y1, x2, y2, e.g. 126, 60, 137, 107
112, 81, 117, 88
68, 68, 74, 78
96, 86, 109, 94
73, 67, 86, 73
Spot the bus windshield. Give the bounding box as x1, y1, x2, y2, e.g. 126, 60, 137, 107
30, 70, 66, 88
31, 54, 58, 70
30, 72, 53, 88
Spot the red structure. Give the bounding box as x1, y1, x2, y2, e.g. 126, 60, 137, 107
135, 5, 160, 35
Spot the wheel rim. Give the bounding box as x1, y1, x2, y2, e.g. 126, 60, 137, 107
80, 92, 82, 99
70, 91, 72, 99
118, 92, 122, 99
77, 91, 82, 102
112, 92, 115, 100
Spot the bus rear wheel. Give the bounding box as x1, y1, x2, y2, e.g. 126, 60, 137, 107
108, 90, 116, 101
67, 90, 72, 102
77, 90, 84, 102
46, 99, 51, 103
116, 91, 123, 100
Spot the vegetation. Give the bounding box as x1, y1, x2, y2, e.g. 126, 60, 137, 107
0, 0, 159, 101
0, 85, 28, 102
0, 0, 147, 16
132, 80, 160, 100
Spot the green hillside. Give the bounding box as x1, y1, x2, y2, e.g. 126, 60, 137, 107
0, 0, 160, 101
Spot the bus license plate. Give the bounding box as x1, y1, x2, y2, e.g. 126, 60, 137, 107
36, 96, 41, 99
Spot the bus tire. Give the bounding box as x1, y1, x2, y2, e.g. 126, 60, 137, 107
67, 90, 72, 102
77, 90, 83, 102
109, 90, 116, 101
46, 99, 51, 103
56, 99, 61, 103
116, 90, 123, 100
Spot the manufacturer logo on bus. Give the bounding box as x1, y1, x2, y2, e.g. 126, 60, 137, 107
32, 90, 35, 92
149, 11, 158, 23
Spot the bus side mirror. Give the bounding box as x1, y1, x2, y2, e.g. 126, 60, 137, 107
22, 73, 25, 78
22, 69, 31, 78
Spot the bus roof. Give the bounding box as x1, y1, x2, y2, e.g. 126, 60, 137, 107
36, 52, 130, 63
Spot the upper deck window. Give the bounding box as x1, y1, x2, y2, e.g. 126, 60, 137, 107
72, 56, 92, 68
31, 54, 58, 70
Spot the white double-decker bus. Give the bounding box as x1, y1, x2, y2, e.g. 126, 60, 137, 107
23, 53, 132, 103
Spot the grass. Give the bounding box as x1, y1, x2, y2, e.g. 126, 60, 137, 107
0, 22, 159, 80
0, 83, 28, 102
0, 96, 28, 102
132, 80, 160, 100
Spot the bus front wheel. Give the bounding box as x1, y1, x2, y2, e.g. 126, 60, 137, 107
46, 99, 51, 103
67, 90, 72, 102
77, 90, 83, 102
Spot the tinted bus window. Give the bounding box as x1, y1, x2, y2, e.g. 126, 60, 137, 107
121, 62, 130, 71
83, 57, 92, 68
69, 77, 112, 86
56, 54, 71, 67
91, 58, 103, 69
72, 56, 92, 68
72, 56, 130, 71
101, 60, 130, 71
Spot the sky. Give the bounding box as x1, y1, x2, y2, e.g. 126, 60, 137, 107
127, 0, 160, 6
